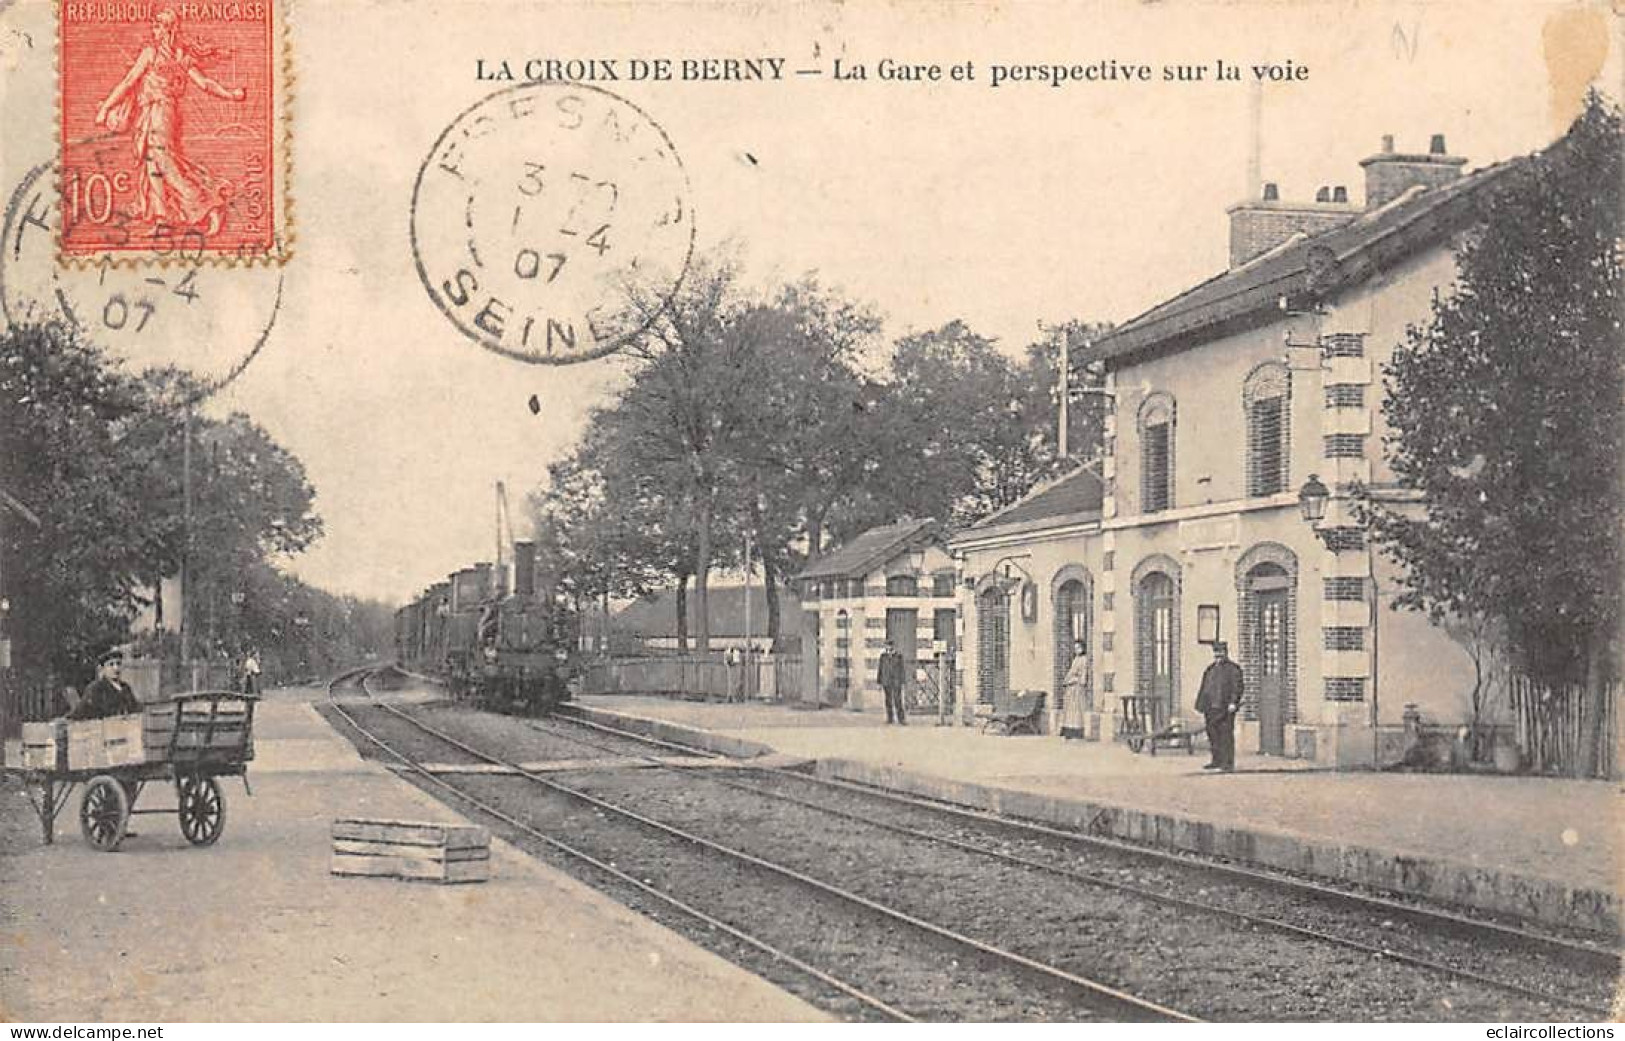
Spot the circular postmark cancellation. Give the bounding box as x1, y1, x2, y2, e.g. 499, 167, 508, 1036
2, 161, 285, 406
411, 81, 696, 365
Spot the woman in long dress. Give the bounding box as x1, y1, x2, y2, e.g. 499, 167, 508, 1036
1060, 640, 1092, 740
94, 9, 246, 237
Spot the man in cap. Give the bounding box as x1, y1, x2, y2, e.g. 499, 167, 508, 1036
67, 650, 142, 720
1194, 640, 1243, 771
877, 639, 907, 725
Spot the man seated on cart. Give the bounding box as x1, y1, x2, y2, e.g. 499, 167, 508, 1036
66, 650, 141, 720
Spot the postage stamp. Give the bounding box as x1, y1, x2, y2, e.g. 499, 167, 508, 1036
411, 81, 695, 365
57, 0, 290, 266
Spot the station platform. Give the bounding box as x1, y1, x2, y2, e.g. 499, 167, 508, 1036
0, 686, 827, 1022
574, 694, 1621, 937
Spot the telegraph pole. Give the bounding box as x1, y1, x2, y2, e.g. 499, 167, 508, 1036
1057, 325, 1070, 460
179, 404, 193, 688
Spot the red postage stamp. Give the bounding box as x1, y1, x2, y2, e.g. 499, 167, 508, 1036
57, 1, 289, 265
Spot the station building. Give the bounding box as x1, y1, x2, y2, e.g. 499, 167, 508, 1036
954, 132, 1535, 766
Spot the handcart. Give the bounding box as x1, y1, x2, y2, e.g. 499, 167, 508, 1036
2, 692, 258, 852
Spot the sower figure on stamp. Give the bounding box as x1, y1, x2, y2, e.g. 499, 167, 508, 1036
94, 8, 247, 237
1195, 641, 1243, 772
877, 640, 907, 725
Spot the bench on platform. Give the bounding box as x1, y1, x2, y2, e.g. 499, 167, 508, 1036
979, 689, 1047, 736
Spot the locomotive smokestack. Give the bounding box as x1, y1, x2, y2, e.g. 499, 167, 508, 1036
514, 541, 536, 598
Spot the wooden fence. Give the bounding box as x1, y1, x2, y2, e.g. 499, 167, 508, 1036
1509, 673, 1619, 779
581, 654, 805, 702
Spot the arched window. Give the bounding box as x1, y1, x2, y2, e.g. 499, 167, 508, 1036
976, 586, 1010, 704
1244, 363, 1291, 497
1138, 393, 1176, 513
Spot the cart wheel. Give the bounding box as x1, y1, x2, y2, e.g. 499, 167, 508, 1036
80, 775, 129, 852
177, 775, 226, 846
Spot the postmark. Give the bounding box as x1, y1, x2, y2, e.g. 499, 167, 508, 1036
411, 81, 695, 365
4, 160, 284, 404
57, 0, 291, 266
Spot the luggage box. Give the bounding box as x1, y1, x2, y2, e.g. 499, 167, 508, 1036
64, 716, 150, 771
7, 722, 62, 771
330, 818, 491, 884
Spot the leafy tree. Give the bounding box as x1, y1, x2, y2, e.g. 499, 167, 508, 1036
1364, 94, 1622, 775
0, 321, 165, 681
881, 320, 1057, 526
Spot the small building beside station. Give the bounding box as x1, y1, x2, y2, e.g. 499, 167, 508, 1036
795, 518, 959, 713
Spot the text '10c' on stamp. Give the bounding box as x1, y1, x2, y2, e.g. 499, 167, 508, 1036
57, 1, 290, 267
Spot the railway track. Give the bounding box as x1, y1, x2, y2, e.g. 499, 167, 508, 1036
327, 668, 1618, 1020
539, 708, 1618, 1006
324, 667, 1195, 1022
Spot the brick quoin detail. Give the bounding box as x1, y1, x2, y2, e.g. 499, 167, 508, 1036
1324, 676, 1367, 701
1103, 551, 1115, 572
1103, 672, 1115, 693
1324, 433, 1367, 458
1325, 384, 1366, 409
1323, 576, 1366, 601
1321, 333, 1366, 358
1322, 526, 1366, 552
1324, 626, 1365, 651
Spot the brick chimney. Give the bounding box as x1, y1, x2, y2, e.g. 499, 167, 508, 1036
1227, 181, 1359, 268
1359, 133, 1466, 209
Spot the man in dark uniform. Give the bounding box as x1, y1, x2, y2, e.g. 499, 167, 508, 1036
1195, 641, 1243, 771
877, 640, 907, 725
67, 650, 141, 720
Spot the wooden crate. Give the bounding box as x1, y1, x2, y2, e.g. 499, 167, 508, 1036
329, 818, 491, 884
101, 717, 145, 767
14, 722, 62, 771
143, 701, 252, 759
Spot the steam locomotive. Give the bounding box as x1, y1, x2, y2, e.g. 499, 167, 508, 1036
395, 538, 579, 715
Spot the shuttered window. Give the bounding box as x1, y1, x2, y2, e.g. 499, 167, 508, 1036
1244, 364, 1291, 498
886, 574, 918, 597
1143, 423, 1171, 512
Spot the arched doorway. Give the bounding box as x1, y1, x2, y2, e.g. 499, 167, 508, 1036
976, 586, 1010, 704
1135, 567, 1179, 718
1247, 562, 1293, 755
1052, 576, 1092, 713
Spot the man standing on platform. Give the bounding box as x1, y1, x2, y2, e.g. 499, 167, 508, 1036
1195, 641, 1243, 771
878, 640, 907, 725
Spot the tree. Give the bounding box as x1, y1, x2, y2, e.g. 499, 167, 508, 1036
1364, 94, 1622, 775
0, 322, 191, 683
881, 320, 1056, 526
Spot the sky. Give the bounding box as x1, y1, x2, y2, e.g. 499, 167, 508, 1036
0, 0, 1617, 604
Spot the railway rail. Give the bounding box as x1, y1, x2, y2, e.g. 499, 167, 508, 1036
327, 666, 1618, 1021
540, 709, 1621, 1009
325, 667, 1195, 1022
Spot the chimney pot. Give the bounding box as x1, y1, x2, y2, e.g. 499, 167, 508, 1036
1430, 133, 1447, 155
1332, 185, 1349, 203
1314, 186, 1331, 203
1381, 134, 1395, 153
1262, 182, 1279, 201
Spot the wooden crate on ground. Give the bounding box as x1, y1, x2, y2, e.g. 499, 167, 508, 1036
330, 818, 491, 884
